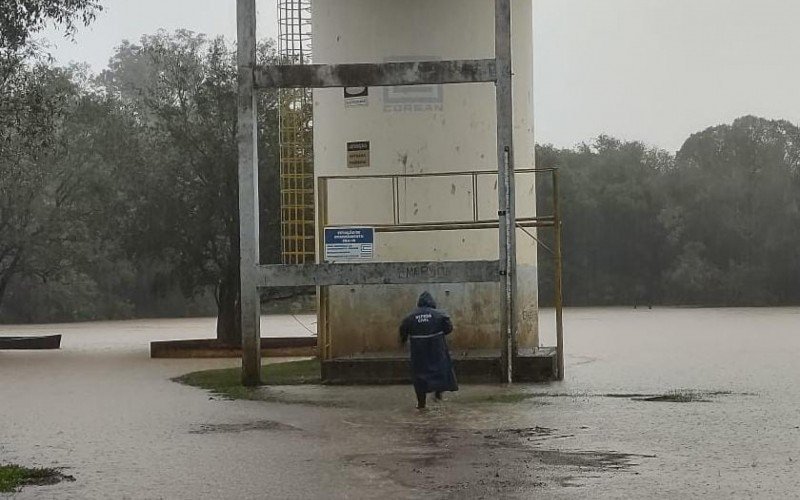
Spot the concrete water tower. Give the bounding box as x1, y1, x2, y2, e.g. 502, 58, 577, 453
236, 0, 562, 385
312, 0, 542, 381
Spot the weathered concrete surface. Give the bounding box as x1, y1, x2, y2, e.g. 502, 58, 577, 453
3, 309, 800, 498
255, 59, 498, 88
322, 347, 557, 384
313, 0, 538, 360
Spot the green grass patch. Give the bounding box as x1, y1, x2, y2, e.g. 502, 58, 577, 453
174, 359, 321, 401
0, 465, 26, 493
0, 465, 68, 493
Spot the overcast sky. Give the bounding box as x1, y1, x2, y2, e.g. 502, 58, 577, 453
42, 0, 800, 152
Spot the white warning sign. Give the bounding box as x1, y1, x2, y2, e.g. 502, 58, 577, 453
347, 141, 370, 169
344, 87, 368, 108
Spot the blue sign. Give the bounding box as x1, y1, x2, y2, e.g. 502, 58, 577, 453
324, 227, 374, 262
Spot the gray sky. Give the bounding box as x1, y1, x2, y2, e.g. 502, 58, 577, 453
42, 0, 800, 152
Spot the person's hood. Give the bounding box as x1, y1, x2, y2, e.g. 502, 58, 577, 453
417, 291, 437, 309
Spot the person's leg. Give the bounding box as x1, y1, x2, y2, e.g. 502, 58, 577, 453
434, 391, 443, 400
416, 388, 427, 409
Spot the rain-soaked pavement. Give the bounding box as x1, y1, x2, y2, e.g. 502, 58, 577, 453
2, 308, 800, 498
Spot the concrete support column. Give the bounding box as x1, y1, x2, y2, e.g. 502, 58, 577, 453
496, 0, 517, 383
237, 0, 262, 386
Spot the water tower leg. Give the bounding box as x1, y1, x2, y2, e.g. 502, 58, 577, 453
237, 0, 262, 386
496, 0, 517, 383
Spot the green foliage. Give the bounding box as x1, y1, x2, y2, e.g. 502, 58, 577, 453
96, 30, 281, 340
0, 464, 63, 493
662, 117, 800, 304
538, 116, 800, 306
0, 465, 25, 492
0, 0, 101, 49
0, 31, 280, 326
0, 58, 102, 313
537, 136, 670, 305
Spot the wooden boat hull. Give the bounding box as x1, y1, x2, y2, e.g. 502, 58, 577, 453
0, 335, 62, 350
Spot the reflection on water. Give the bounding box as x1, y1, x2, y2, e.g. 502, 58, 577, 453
1, 309, 799, 498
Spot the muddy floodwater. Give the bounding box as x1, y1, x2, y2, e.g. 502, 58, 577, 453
1, 308, 799, 498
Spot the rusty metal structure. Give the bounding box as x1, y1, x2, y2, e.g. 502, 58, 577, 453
236, 0, 564, 386
277, 0, 315, 264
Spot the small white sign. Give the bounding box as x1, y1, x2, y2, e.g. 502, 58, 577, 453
344, 87, 368, 108
346, 141, 370, 169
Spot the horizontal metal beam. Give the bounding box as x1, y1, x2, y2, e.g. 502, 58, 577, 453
303, 219, 553, 237
256, 260, 501, 287
318, 167, 542, 182
254, 59, 497, 89
371, 218, 553, 233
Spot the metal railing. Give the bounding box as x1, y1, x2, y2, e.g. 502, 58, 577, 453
316, 167, 564, 378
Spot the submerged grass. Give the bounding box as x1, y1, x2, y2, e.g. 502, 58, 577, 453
0, 466, 26, 493
455, 392, 551, 405
0, 465, 69, 493
635, 391, 710, 403
174, 359, 322, 402
604, 390, 734, 403
177, 361, 742, 409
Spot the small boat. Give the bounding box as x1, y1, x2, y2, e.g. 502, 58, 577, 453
0, 335, 62, 350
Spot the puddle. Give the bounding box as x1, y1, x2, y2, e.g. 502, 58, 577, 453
188, 420, 300, 435
504, 426, 557, 438
344, 423, 652, 495
535, 449, 654, 468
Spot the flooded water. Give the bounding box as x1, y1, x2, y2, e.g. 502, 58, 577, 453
535, 307, 800, 498
1, 308, 799, 498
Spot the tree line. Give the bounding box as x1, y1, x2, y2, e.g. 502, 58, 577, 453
3, 4, 800, 332
2, 25, 283, 340
536, 117, 800, 307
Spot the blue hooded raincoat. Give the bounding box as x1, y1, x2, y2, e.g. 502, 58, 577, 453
399, 292, 459, 394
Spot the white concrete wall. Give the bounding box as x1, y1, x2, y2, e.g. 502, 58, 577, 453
312, 0, 537, 357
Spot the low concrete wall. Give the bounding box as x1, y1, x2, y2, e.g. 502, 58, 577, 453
324, 263, 538, 358
322, 347, 557, 384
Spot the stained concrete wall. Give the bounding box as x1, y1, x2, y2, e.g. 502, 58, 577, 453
312, 0, 537, 357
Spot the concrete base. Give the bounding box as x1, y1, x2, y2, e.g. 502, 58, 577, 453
321, 347, 557, 384
150, 337, 317, 359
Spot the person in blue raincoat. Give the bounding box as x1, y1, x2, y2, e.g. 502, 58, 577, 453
399, 291, 458, 409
